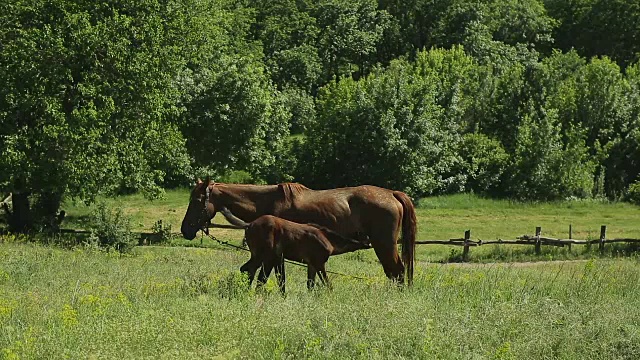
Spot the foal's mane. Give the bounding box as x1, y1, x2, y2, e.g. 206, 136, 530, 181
278, 182, 309, 203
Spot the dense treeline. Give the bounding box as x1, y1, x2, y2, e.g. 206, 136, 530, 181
1, 0, 639, 230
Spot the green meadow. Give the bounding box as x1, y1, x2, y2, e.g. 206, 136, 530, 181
2, 243, 640, 359
1, 192, 640, 358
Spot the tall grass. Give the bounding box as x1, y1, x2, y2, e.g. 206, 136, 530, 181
1, 240, 640, 359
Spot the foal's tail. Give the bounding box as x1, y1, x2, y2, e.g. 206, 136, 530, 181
393, 191, 417, 286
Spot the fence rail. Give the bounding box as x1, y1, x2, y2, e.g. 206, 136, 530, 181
415, 225, 640, 261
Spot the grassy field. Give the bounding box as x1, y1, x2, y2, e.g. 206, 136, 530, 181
1, 241, 640, 359
2, 191, 640, 358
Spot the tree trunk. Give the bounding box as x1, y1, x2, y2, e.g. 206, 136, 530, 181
9, 191, 33, 233
36, 191, 64, 231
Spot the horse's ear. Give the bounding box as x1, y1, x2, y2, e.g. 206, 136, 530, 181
196, 178, 203, 185
205, 175, 211, 185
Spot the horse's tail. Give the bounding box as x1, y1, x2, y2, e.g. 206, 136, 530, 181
308, 223, 371, 255
219, 207, 250, 229
393, 191, 417, 286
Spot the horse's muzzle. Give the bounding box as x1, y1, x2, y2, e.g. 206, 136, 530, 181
181, 225, 198, 240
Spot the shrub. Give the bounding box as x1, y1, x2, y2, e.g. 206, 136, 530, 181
151, 219, 173, 243
87, 202, 138, 253
628, 181, 640, 205
218, 170, 257, 184
458, 133, 508, 194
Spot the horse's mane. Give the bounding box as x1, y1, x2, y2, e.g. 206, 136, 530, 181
278, 182, 309, 204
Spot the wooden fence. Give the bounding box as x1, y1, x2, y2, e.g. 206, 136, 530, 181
416, 225, 640, 261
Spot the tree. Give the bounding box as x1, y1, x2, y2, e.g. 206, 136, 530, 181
179, 57, 292, 183
250, 0, 322, 92
603, 61, 640, 198
0, 0, 292, 231
466, 62, 528, 152
457, 133, 509, 194
313, 0, 392, 83
298, 48, 474, 196
0, 0, 200, 231
545, 0, 640, 69
507, 109, 596, 199
378, 0, 556, 59
574, 57, 632, 150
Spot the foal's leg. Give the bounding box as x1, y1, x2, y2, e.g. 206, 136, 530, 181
306, 265, 317, 290
274, 256, 286, 294
256, 253, 281, 291
317, 264, 332, 290
256, 262, 274, 290
240, 257, 262, 287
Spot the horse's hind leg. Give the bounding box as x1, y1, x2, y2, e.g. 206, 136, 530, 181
317, 264, 332, 290
274, 256, 286, 294
371, 234, 405, 284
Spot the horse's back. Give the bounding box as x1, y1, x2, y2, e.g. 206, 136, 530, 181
280, 185, 403, 236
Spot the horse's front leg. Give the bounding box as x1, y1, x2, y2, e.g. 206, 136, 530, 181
307, 265, 317, 290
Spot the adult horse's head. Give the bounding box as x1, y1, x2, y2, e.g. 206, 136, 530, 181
181, 177, 219, 240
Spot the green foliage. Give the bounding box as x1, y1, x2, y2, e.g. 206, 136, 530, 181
546, 0, 640, 68
87, 203, 138, 253
508, 109, 596, 200
379, 0, 556, 59
313, 0, 393, 82
299, 48, 468, 196
467, 62, 528, 152
3, 0, 640, 207
574, 58, 631, 149
458, 133, 509, 193
0, 0, 197, 225
251, 0, 322, 91
280, 87, 316, 134
151, 220, 172, 243
217, 170, 257, 184
628, 181, 640, 205
180, 53, 292, 182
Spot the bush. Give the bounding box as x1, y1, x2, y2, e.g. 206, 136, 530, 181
218, 170, 257, 184
151, 219, 173, 243
458, 133, 508, 194
87, 202, 138, 253
628, 181, 640, 205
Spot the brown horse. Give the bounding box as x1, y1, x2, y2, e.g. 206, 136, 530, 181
224, 211, 371, 293
181, 178, 417, 285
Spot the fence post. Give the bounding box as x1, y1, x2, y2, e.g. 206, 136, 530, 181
600, 225, 607, 254
535, 226, 542, 255
568, 224, 572, 251
462, 230, 471, 262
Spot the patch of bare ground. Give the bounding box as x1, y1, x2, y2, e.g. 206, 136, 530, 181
426, 259, 591, 268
